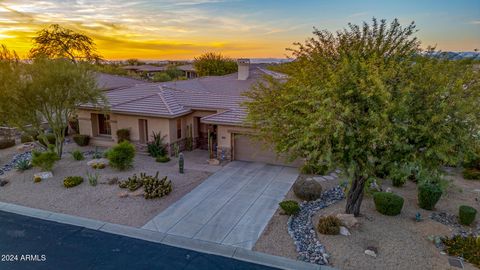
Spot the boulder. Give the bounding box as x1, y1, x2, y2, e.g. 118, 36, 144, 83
34, 171, 53, 180
118, 192, 128, 198
130, 189, 144, 197
87, 158, 109, 167
16, 143, 35, 152
364, 249, 377, 258
336, 213, 359, 228
293, 178, 323, 201
339, 226, 351, 236
0, 180, 9, 187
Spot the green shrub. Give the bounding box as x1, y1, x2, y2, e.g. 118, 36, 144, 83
63, 176, 83, 188
92, 146, 102, 159
155, 155, 171, 163
116, 128, 130, 143
300, 162, 329, 175
15, 159, 32, 172
317, 216, 341, 235
38, 133, 56, 147
118, 171, 173, 199
443, 235, 480, 267
71, 150, 84, 161
73, 134, 90, 146
20, 134, 33, 143
373, 192, 404, 216
86, 172, 98, 186
147, 131, 167, 157
107, 141, 136, 170
31, 150, 59, 171
143, 173, 172, 199
459, 205, 477, 225
279, 200, 300, 215
462, 168, 480, 180
0, 139, 15, 149
119, 173, 144, 191
417, 182, 442, 210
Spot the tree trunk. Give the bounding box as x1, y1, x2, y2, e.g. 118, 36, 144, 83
345, 175, 367, 217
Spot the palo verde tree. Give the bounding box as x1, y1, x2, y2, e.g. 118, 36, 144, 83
244, 18, 480, 216
1, 55, 107, 157
29, 24, 102, 63
193, 52, 238, 76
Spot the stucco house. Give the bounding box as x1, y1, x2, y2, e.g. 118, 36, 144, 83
78, 59, 298, 166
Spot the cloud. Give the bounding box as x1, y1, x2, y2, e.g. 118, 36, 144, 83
468, 20, 480, 25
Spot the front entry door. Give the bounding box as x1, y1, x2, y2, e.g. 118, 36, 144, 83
139, 119, 148, 144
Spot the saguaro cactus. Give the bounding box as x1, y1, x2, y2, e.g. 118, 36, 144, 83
179, 153, 184, 174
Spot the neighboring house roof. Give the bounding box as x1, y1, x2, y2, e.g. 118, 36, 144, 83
86, 66, 284, 125
176, 64, 195, 72
95, 73, 145, 90
121, 65, 167, 72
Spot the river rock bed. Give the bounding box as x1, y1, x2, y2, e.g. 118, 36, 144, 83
0, 151, 32, 176
430, 211, 480, 237
287, 186, 345, 265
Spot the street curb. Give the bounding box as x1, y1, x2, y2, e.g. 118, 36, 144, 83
0, 202, 334, 270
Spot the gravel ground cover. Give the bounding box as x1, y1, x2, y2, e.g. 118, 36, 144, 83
255, 169, 479, 270
0, 143, 212, 227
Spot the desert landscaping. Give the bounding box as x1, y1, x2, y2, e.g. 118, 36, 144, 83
255, 168, 480, 270
0, 139, 214, 227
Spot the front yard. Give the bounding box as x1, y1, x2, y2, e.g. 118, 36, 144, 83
0, 141, 213, 227
254, 169, 480, 270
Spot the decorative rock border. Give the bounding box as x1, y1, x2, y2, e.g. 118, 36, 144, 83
287, 186, 345, 265
0, 151, 32, 176
430, 212, 480, 237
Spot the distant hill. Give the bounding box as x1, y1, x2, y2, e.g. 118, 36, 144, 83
427, 51, 480, 60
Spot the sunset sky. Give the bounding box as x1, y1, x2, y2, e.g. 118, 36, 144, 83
0, 0, 479, 60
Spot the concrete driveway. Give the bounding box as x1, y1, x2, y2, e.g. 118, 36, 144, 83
143, 161, 299, 250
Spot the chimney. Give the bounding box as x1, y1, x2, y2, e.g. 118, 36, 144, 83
237, 58, 250, 80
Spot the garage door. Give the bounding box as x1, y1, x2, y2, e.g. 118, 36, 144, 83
233, 134, 300, 167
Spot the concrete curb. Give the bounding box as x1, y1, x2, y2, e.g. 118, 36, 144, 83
0, 202, 335, 270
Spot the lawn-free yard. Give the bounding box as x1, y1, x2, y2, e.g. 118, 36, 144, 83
0, 142, 213, 227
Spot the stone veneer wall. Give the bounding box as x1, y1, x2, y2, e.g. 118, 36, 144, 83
217, 146, 231, 161
167, 138, 187, 156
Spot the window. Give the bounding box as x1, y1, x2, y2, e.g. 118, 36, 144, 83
98, 114, 111, 135
176, 119, 182, 139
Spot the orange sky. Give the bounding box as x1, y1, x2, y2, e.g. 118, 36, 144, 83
1, 0, 479, 60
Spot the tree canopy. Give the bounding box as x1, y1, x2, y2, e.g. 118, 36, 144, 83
244, 18, 480, 216
0, 54, 106, 157
29, 24, 102, 63
193, 52, 238, 76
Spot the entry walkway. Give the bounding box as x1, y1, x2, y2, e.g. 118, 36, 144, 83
143, 161, 299, 249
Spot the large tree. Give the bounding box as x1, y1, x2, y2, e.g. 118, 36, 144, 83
244, 18, 480, 216
1, 56, 106, 157
29, 24, 102, 63
193, 52, 237, 76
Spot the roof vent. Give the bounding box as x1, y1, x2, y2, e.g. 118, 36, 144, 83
237, 58, 250, 80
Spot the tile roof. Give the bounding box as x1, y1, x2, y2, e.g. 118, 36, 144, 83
85, 66, 283, 125
121, 65, 167, 72
95, 73, 145, 90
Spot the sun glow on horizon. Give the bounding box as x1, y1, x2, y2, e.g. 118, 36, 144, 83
0, 0, 478, 60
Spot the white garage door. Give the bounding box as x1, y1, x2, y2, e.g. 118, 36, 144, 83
233, 134, 301, 167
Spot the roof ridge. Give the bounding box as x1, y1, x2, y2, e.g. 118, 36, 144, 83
157, 89, 178, 115
111, 93, 158, 108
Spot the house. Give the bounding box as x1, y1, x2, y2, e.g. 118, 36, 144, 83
95, 73, 145, 90
121, 64, 167, 78
78, 59, 299, 166
176, 64, 198, 79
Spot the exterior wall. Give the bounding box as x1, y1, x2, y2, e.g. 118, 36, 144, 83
115, 114, 170, 143
77, 109, 173, 148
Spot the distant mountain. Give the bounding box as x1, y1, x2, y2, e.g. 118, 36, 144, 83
427, 51, 480, 60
